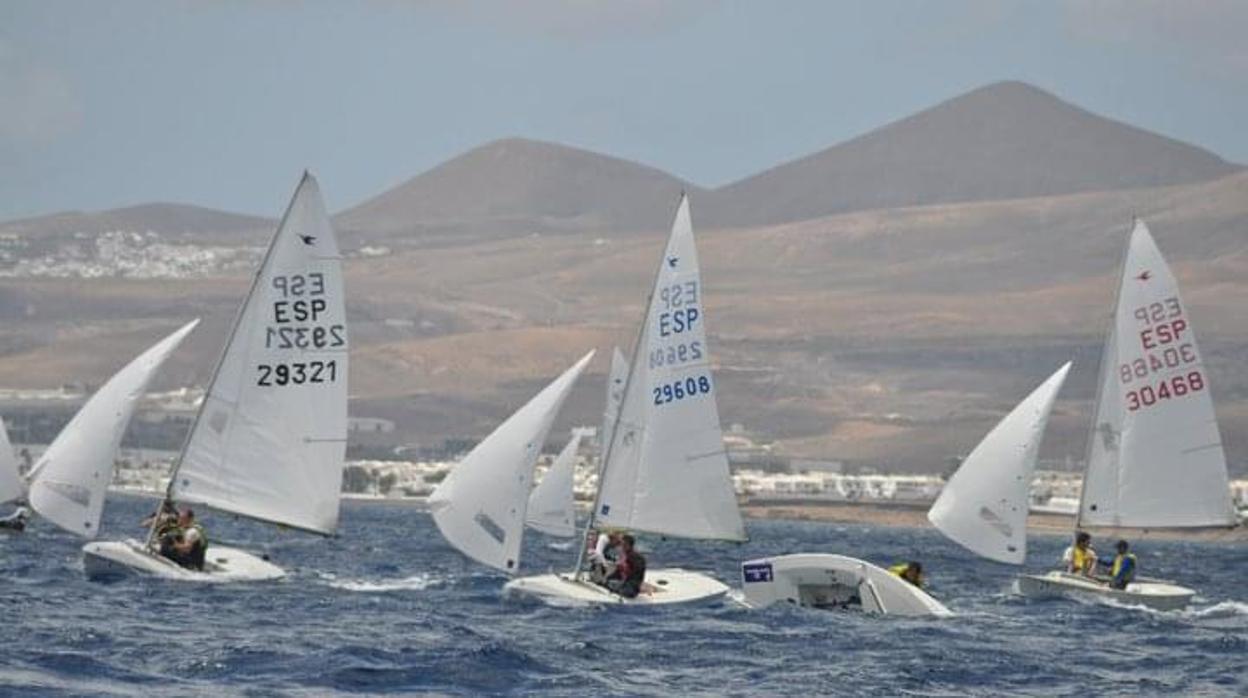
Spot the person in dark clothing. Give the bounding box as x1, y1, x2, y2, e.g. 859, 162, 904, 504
159, 508, 207, 571
605, 534, 646, 599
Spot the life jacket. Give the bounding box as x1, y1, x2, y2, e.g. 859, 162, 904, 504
1111, 552, 1136, 581
888, 563, 908, 577
1071, 545, 1095, 572
888, 563, 922, 587
186, 523, 207, 549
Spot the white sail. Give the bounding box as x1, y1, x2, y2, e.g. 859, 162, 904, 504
171, 173, 349, 535
1079, 220, 1234, 527
595, 196, 746, 541
526, 430, 584, 538
0, 417, 22, 504
928, 362, 1071, 564
28, 321, 198, 537
431, 351, 594, 573
599, 347, 628, 461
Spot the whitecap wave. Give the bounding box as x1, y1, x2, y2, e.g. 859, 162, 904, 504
317, 571, 442, 593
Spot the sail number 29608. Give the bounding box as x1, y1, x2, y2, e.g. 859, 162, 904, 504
257, 360, 338, 387
653, 375, 712, 405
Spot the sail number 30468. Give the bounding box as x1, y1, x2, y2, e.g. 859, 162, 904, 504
257, 360, 338, 386
653, 375, 712, 405
1124, 371, 1204, 411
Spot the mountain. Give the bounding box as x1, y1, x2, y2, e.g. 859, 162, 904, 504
0, 203, 273, 244
704, 81, 1241, 228
336, 138, 701, 241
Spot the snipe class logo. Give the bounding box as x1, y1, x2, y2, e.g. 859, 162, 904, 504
1135, 270, 1151, 282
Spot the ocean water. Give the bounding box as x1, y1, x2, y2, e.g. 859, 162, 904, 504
2, 495, 1245, 697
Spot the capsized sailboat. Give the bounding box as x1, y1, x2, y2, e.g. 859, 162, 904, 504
928, 362, 1072, 564
8, 321, 198, 537
737, 554, 952, 617
1017, 219, 1235, 610
83, 172, 349, 582
430, 351, 594, 572
504, 194, 746, 606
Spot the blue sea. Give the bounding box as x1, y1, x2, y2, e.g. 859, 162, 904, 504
2, 495, 1245, 697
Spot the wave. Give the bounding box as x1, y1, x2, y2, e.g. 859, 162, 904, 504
316, 571, 443, 593
1183, 600, 1248, 619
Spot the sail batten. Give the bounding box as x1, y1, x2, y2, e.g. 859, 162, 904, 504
169, 174, 349, 535
1078, 220, 1234, 528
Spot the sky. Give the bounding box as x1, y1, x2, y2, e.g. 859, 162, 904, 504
2, 0, 1246, 220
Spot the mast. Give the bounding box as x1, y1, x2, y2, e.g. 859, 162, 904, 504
571, 192, 688, 578
146, 172, 313, 547
1072, 217, 1133, 532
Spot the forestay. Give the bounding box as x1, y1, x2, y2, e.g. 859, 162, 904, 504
1079, 220, 1234, 528
431, 351, 594, 573
28, 321, 198, 537
595, 196, 746, 541
0, 417, 22, 504
526, 430, 584, 538
928, 362, 1071, 564
171, 173, 349, 535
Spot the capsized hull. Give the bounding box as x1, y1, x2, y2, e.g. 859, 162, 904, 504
503, 567, 729, 607
82, 538, 285, 583
737, 553, 953, 617
1016, 570, 1194, 611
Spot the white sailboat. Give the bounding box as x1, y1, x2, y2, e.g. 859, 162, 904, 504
928, 362, 1072, 564
430, 351, 594, 572
504, 194, 746, 606
526, 430, 585, 538
7, 321, 197, 537
83, 172, 349, 582
524, 347, 626, 539
0, 417, 23, 507
1017, 219, 1235, 610
737, 554, 952, 617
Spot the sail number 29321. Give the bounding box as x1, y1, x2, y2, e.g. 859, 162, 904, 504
257, 360, 338, 386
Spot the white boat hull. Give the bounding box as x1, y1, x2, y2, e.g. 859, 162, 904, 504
1016, 570, 1194, 611
503, 567, 729, 607
738, 554, 953, 617
82, 538, 286, 583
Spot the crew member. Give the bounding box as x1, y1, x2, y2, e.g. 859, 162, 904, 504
1062, 531, 1097, 576
889, 561, 923, 588
1103, 540, 1137, 590
0, 504, 30, 532
160, 508, 207, 571
587, 529, 622, 584
605, 534, 646, 599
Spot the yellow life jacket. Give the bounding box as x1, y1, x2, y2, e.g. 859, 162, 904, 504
888, 563, 922, 587
1111, 552, 1136, 579
1071, 545, 1095, 572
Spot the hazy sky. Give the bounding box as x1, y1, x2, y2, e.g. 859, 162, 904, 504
2, 1, 1246, 220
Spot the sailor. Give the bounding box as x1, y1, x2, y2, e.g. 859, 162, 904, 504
160, 508, 207, 571
604, 534, 646, 599
1103, 540, 1137, 590
0, 504, 31, 532
1062, 531, 1097, 576
888, 561, 924, 588
142, 499, 179, 538
587, 529, 622, 584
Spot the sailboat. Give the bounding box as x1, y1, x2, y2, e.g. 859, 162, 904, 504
0, 417, 23, 510
429, 351, 594, 572
82, 172, 349, 582
525, 347, 627, 539
927, 362, 1072, 564
3, 322, 197, 536
504, 194, 747, 606
1016, 219, 1236, 611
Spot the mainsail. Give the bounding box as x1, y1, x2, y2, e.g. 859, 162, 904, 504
28, 321, 198, 537
0, 417, 22, 504
431, 351, 594, 573
1078, 220, 1234, 527
928, 362, 1071, 564
594, 195, 746, 541
526, 430, 584, 538
170, 173, 349, 535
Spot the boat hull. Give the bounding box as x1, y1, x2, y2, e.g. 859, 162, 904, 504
737, 553, 952, 617
1016, 570, 1194, 611
503, 567, 729, 607
82, 538, 286, 583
